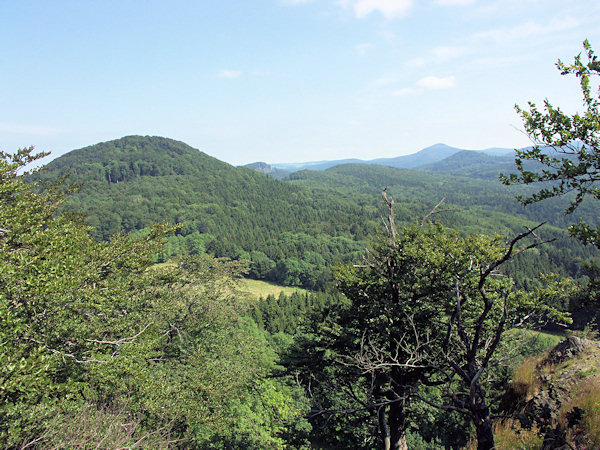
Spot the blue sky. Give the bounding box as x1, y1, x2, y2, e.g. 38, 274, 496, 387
2, 0, 599, 165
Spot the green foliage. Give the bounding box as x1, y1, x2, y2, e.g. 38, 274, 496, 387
289, 163, 597, 285
0, 147, 308, 447
288, 163, 598, 235
30, 135, 598, 291
31, 136, 376, 289
420, 150, 517, 179
501, 40, 600, 249
1, 147, 166, 444
288, 208, 571, 448
251, 290, 344, 335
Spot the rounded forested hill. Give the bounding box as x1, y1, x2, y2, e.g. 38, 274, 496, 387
34, 136, 377, 276
42, 135, 228, 181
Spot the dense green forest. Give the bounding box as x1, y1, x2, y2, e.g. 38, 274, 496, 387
32, 136, 381, 290
4, 135, 598, 448
4, 34, 600, 450
32, 135, 597, 291
4, 44, 599, 449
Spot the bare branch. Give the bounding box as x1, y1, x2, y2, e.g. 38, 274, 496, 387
85, 322, 153, 346
381, 188, 397, 243
479, 223, 551, 286
421, 197, 451, 226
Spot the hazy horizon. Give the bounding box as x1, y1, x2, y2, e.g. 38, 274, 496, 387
2, 1, 599, 165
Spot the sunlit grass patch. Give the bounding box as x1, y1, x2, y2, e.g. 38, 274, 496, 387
511, 354, 547, 400
236, 278, 309, 300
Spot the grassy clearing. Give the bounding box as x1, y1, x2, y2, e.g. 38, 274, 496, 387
511, 354, 546, 400
150, 263, 308, 301
236, 278, 309, 300
506, 328, 565, 348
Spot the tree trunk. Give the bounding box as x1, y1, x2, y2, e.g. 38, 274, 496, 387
388, 399, 408, 450
470, 383, 495, 450
474, 416, 494, 450
378, 405, 391, 450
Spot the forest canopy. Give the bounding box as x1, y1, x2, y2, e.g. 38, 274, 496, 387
0, 147, 309, 448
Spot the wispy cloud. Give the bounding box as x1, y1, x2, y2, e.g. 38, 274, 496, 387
218, 69, 242, 79
356, 43, 373, 55
416, 75, 456, 89
392, 75, 456, 97
0, 122, 63, 135
372, 75, 398, 87
432, 46, 466, 62
281, 0, 314, 4
406, 57, 426, 68
337, 0, 472, 19
434, 0, 475, 5
339, 0, 413, 19
404, 46, 465, 70
473, 17, 579, 44
393, 87, 415, 96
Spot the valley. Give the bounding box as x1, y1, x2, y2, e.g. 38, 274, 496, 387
3, 132, 598, 448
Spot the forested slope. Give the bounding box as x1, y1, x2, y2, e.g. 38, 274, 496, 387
34, 136, 596, 287
37, 136, 373, 241
287, 163, 598, 284
418, 150, 517, 179
33, 136, 380, 288
287, 162, 597, 231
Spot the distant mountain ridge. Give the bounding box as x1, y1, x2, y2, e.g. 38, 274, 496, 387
265, 143, 514, 173
419, 150, 517, 179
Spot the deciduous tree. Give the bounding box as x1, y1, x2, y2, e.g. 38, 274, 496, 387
501, 40, 600, 248
294, 194, 569, 449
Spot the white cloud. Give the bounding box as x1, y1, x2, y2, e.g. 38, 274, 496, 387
356, 43, 373, 55
434, 0, 475, 5
473, 17, 579, 44
432, 46, 466, 62
393, 87, 416, 96
416, 75, 456, 89
353, 0, 413, 19
218, 69, 242, 79
391, 75, 455, 97
404, 47, 465, 70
